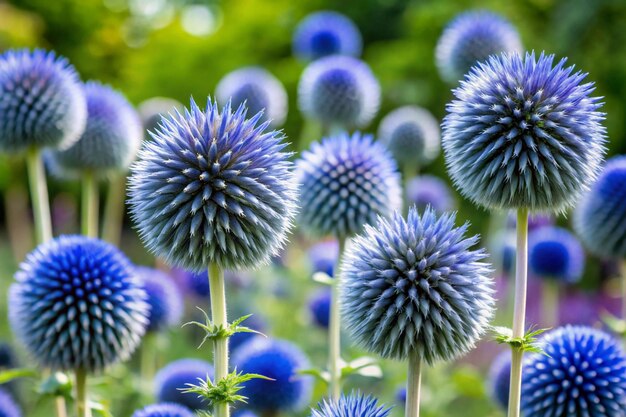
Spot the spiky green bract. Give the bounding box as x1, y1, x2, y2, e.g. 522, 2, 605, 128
443, 52, 606, 212
293, 11, 362, 62
128, 98, 297, 272
310, 392, 391, 417
296, 132, 402, 238
8, 235, 149, 372
340, 207, 494, 363
0, 389, 21, 417
132, 403, 195, 417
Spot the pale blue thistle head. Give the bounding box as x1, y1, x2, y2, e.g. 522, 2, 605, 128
154, 359, 214, 411
405, 175, 454, 214
131, 403, 195, 417
310, 392, 391, 417
340, 207, 494, 363
528, 226, 584, 284
0, 389, 21, 417
443, 52, 606, 212
488, 350, 511, 410
296, 132, 402, 238
128, 98, 297, 272
293, 11, 362, 62
135, 266, 184, 333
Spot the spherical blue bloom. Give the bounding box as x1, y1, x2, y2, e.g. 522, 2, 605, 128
293, 11, 362, 62
491, 230, 516, 277
575, 156, 626, 258
528, 227, 584, 284
395, 387, 406, 403
443, 52, 606, 212
298, 56, 380, 128
0, 49, 87, 153
310, 392, 391, 417
8, 235, 149, 372
405, 175, 454, 214
308, 287, 331, 328
308, 240, 339, 277
488, 350, 511, 410
216, 67, 288, 127
296, 132, 402, 238
435, 11, 522, 83
229, 314, 266, 353
131, 403, 195, 417
154, 359, 214, 411
128, 98, 297, 272
0, 389, 21, 417
138, 97, 184, 137
232, 338, 312, 413
521, 325, 626, 416
135, 266, 184, 332
340, 207, 494, 363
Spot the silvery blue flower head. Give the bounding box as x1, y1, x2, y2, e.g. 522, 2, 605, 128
154, 359, 214, 411
443, 52, 606, 212
308, 240, 339, 277
138, 97, 184, 138
128, 98, 297, 272
8, 235, 149, 372
308, 287, 331, 328
310, 392, 391, 417
293, 11, 362, 62
378, 106, 441, 168
340, 207, 494, 363
51, 81, 142, 177
131, 403, 195, 417
296, 132, 402, 238
435, 11, 522, 83
216, 67, 288, 127
232, 338, 312, 413
0, 389, 21, 417
405, 175, 455, 214
135, 266, 183, 332
528, 227, 584, 284
488, 350, 511, 410
521, 325, 626, 417
575, 156, 626, 258
0, 49, 87, 153
298, 56, 380, 128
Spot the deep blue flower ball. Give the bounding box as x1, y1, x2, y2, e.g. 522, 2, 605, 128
308, 240, 339, 277
311, 392, 391, 417
443, 52, 606, 212
436, 11, 522, 83
528, 227, 584, 284
521, 325, 626, 416
395, 387, 406, 403
0, 49, 87, 153
128, 99, 297, 272
575, 156, 626, 258
232, 338, 312, 413
293, 11, 362, 62
154, 359, 214, 411
488, 350, 511, 410
135, 266, 183, 332
131, 403, 194, 417
8, 235, 149, 372
308, 287, 331, 328
296, 132, 402, 238
405, 175, 454, 214
341, 207, 494, 362
298, 56, 380, 128
0, 389, 21, 417
138, 97, 184, 138
216, 67, 288, 127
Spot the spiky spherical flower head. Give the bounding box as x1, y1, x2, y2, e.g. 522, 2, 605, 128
340, 207, 494, 363
443, 52, 606, 212
308, 240, 339, 277
8, 236, 148, 373
232, 338, 312, 413
488, 350, 511, 410
528, 227, 584, 284
298, 56, 380, 128
378, 106, 440, 168
138, 97, 184, 137
308, 287, 331, 328
131, 403, 194, 417
0, 49, 87, 153
310, 392, 391, 417
216, 67, 288, 127
154, 359, 214, 411
135, 266, 183, 333
521, 325, 626, 416
128, 99, 297, 272
405, 175, 454, 214
0, 389, 21, 417
435, 11, 522, 83
575, 156, 626, 258
296, 132, 402, 238
293, 11, 362, 62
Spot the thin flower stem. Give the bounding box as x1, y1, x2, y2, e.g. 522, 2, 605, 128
81, 170, 98, 238
405, 352, 422, 417
542, 281, 559, 328
328, 237, 346, 399
140, 332, 156, 386
25, 147, 52, 243
621, 260, 626, 321
102, 174, 126, 245
55, 397, 68, 417
74, 368, 90, 417
208, 262, 230, 417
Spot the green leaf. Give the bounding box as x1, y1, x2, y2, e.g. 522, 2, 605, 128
341, 357, 383, 379
298, 368, 330, 384
492, 325, 550, 355
602, 312, 626, 336
0, 368, 38, 384
184, 309, 266, 349
312, 272, 334, 286
181, 370, 273, 406
90, 400, 113, 417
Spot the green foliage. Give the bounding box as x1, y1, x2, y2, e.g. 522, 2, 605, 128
181, 370, 272, 406
493, 326, 550, 355
184, 309, 265, 349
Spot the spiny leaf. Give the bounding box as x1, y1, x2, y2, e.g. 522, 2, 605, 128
181, 370, 273, 406
0, 368, 38, 384
493, 325, 550, 355
184, 309, 264, 349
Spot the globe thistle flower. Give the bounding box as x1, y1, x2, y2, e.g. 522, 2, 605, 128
308, 240, 339, 277
0, 389, 21, 417
131, 403, 195, 417
216, 67, 288, 127
310, 392, 391, 417
528, 227, 584, 284
435, 11, 522, 83
307, 287, 331, 328
135, 266, 184, 332
8, 235, 149, 372
575, 156, 626, 258
298, 56, 380, 128
296, 132, 402, 238
488, 351, 511, 410
129, 99, 297, 272
340, 207, 494, 363
0, 49, 87, 153
378, 106, 440, 168
293, 11, 362, 62
521, 325, 626, 416
154, 359, 214, 411
405, 175, 454, 214
232, 338, 312, 413
138, 97, 184, 137
443, 52, 606, 212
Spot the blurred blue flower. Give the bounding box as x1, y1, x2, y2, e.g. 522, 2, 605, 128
488, 350, 511, 410
154, 359, 214, 411
307, 240, 339, 277
135, 266, 184, 332
311, 392, 391, 417
181, 269, 251, 299
293, 11, 362, 61
395, 387, 406, 404
405, 175, 454, 214
131, 403, 195, 417
138, 97, 184, 137
307, 287, 331, 328
229, 314, 266, 353
0, 389, 21, 417
528, 227, 584, 284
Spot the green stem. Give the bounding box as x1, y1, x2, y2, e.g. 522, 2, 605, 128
405, 352, 422, 417
55, 396, 68, 417
542, 281, 559, 328
328, 237, 346, 399
81, 171, 98, 238
25, 147, 53, 243
102, 174, 126, 245
75, 368, 90, 417
140, 332, 156, 386
621, 260, 626, 321
208, 263, 230, 417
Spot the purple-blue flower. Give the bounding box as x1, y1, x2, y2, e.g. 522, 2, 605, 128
154, 359, 214, 411
0, 389, 21, 417
131, 403, 195, 417
310, 392, 391, 417
307, 287, 331, 328
405, 175, 454, 214
138, 97, 184, 138
488, 350, 511, 410
293, 11, 362, 61
135, 266, 184, 332
307, 240, 339, 277
528, 227, 584, 284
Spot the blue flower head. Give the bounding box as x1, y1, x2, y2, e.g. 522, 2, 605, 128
405, 175, 454, 214
0, 389, 21, 417
138, 97, 184, 138
436, 11, 522, 83
0, 49, 87, 153
308, 287, 331, 328
293, 11, 362, 61
154, 359, 214, 411
135, 266, 184, 332
8, 236, 149, 372
308, 240, 339, 277
131, 403, 195, 417
298, 56, 380, 128
310, 392, 391, 417
128, 98, 297, 272
488, 350, 511, 410
575, 156, 626, 258
340, 207, 494, 363
395, 387, 406, 403
296, 132, 402, 238
528, 227, 584, 284
216, 67, 288, 127
443, 52, 606, 212
521, 325, 626, 416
